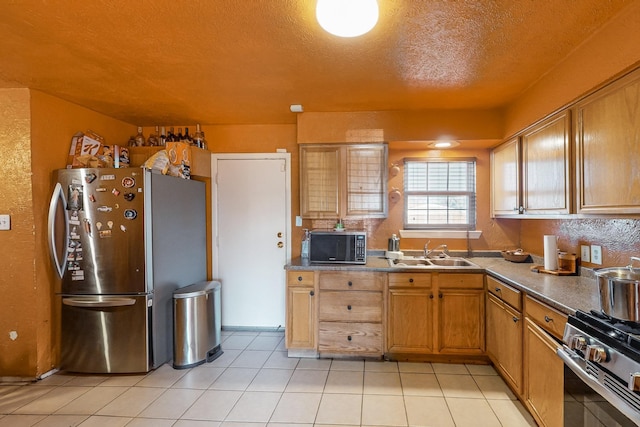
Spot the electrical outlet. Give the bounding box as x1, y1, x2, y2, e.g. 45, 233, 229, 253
591, 245, 602, 265
0, 214, 10, 230
295, 216, 302, 227
581, 245, 591, 263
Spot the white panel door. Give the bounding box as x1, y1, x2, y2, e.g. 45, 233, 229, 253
213, 155, 290, 329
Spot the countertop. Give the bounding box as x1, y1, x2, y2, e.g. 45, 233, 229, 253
286, 254, 600, 316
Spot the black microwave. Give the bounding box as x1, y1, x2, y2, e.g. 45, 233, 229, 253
309, 230, 367, 264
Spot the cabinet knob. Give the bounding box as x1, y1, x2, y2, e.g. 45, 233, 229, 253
544, 315, 553, 323
297, 276, 303, 282
409, 278, 414, 283
512, 316, 519, 323
309, 290, 315, 296
348, 281, 353, 287
438, 293, 443, 299
429, 294, 434, 299
347, 335, 352, 341
347, 305, 352, 310
495, 287, 501, 292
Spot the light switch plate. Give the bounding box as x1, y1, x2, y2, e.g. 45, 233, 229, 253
581, 245, 591, 263
295, 216, 302, 227
0, 214, 10, 230
591, 245, 602, 265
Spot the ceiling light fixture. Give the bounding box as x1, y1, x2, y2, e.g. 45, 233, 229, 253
316, 0, 379, 38
428, 140, 460, 149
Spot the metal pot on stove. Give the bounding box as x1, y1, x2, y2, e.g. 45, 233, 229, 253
596, 257, 640, 322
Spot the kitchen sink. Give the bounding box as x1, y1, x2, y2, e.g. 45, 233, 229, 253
388, 257, 479, 268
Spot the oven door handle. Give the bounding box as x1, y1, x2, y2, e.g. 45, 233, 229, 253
557, 347, 640, 425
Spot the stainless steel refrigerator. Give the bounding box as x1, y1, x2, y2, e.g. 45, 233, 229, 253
48, 167, 207, 373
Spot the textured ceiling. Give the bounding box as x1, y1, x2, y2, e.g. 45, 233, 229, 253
0, 0, 632, 125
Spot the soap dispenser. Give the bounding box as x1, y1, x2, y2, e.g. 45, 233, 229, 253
301, 229, 310, 259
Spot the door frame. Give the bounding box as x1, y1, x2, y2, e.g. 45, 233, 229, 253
210, 153, 292, 278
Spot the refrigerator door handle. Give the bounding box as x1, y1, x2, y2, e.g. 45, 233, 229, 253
48, 182, 69, 278
62, 297, 137, 308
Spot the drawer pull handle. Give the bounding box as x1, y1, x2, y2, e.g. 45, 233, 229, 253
347, 335, 352, 341
309, 290, 315, 296
348, 281, 353, 287
347, 305, 352, 310
513, 316, 519, 323
495, 287, 501, 292
409, 278, 414, 283
297, 276, 303, 282
544, 315, 553, 323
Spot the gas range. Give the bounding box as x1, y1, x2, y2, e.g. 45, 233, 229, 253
559, 310, 640, 425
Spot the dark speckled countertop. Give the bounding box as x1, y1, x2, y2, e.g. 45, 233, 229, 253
286, 253, 601, 316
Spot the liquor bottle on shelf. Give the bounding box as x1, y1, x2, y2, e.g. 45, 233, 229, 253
167, 127, 176, 142
159, 126, 167, 146
176, 127, 184, 142
134, 126, 146, 147
193, 124, 207, 149
184, 127, 192, 144
147, 126, 160, 146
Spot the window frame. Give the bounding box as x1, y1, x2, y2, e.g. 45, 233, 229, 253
403, 157, 477, 230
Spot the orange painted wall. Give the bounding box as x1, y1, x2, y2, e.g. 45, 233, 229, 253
0, 89, 134, 378
501, 1, 640, 268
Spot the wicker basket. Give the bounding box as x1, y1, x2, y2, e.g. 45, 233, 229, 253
501, 250, 530, 263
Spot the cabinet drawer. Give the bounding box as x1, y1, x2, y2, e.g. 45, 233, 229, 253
487, 276, 522, 311
525, 295, 567, 340
319, 321, 383, 354
388, 273, 432, 288
319, 291, 382, 322
319, 271, 384, 291
438, 273, 484, 289
287, 271, 315, 286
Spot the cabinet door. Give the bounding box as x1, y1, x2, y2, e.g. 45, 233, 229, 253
437, 290, 484, 354
300, 145, 340, 218
286, 286, 316, 349
345, 145, 388, 217
575, 70, 640, 214
485, 293, 502, 362
491, 137, 521, 216
500, 302, 523, 394
521, 111, 571, 215
524, 318, 563, 427
387, 289, 433, 353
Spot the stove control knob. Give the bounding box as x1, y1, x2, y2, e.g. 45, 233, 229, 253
570, 335, 587, 351
629, 373, 640, 392
585, 345, 608, 363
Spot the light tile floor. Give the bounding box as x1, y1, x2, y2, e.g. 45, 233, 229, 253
0, 330, 537, 426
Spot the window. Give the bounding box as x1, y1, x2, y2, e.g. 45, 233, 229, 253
404, 158, 476, 229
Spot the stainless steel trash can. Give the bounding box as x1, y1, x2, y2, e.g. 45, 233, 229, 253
173, 280, 222, 369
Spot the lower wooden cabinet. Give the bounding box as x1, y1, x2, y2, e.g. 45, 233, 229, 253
438, 289, 485, 354
387, 273, 433, 353
285, 271, 316, 353
317, 271, 384, 357
523, 296, 566, 427
486, 293, 523, 394
524, 318, 564, 427
387, 272, 484, 356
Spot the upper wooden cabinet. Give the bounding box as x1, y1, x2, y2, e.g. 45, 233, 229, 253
491, 111, 571, 217
491, 137, 520, 216
574, 69, 640, 214
300, 144, 388, 219
521, 111, 571, 215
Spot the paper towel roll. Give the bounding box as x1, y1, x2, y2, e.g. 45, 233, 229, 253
544, 235, 558, 271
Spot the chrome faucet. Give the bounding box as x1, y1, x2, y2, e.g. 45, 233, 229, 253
424, 241, 449, 258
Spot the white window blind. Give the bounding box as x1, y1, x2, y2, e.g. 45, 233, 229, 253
404, 158, 476, 229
